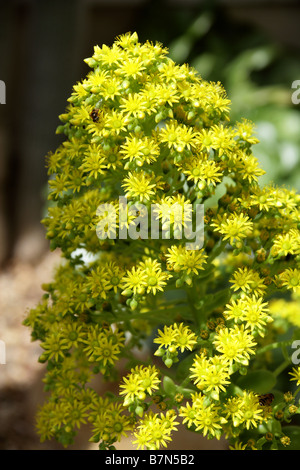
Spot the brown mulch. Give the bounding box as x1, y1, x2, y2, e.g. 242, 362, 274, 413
0, 250, 63, 449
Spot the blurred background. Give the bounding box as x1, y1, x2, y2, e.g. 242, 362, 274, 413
0, 0, 299, 450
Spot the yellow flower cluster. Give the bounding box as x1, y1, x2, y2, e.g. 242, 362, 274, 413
120, 365, 160, 406
24, 32, 300, 450
153, 323, 198, 367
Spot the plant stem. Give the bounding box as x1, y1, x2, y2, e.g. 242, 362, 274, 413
256, 339, 294, 356
273, 359, 291, 378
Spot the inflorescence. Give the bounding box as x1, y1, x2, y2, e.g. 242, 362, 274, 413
24, 32, 300, 450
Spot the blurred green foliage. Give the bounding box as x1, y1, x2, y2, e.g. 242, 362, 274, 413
143, 6, 300, 190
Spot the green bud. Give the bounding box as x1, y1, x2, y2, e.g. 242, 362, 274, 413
176, 278, 184, 288
135, 405, 144, 417
164, 358, 173, 368
154, 348, 165, 357
38, 353, 48, 364
130, 299, 138, 311
121, 288, 133, 297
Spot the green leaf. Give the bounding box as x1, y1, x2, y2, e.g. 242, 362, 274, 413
163, 376, 177, 398
236, 369, 276, 394
195, 288, 230, 321
224, 382, 243, 398
175, 351, 197, 382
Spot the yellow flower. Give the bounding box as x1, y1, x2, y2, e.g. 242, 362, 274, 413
69, 104, 94, 127
193, 403, 225, 439
133, 410, 179, 450
120, 134, 160, 165
68, 81, 89, 103
153, 194, 193, 232
159, 61, 189, 83
100, 76, 122, 101
196, 128, 214, 151
271, 229, 300, 257
120, 93, 147, 118
91, 43, 125, 67
180, 392, 226, 439
86, 69, 108, 93
224, 391, 264, 430
118, 56, 146, 79
238, 391, 264, 430
80, 144, 106, 179
120, 365, 161, 406
148, 83, 180, 108
60, 322, 85, 349
46, 149, 64, 175
89, 399, 133, 444
229, 267, 256, 293
211, 212, 253, 245
51, 369, 78, 396
96, 202, 118, 240
269, 295, 300, 328
278, 268, 300, 293
138, 258, 172, 295
40, 327, 70, 362
138, 365, 161, 396
119, 373, 144, 405
230, 267, 267, 297
249, 185, 276, 211
189, 354, 231, 397
115, 31, 139, 48
48, 173, 69, 200
229, 441, 248, 450
235, 118, 260, 145
103, 110, 129, 135
166, 245, 207, 275
210, 124, 236, 156
63, 399, 89, 429
103, 403, 133, 442
213, 324, 257, 365
181, 156, 223, 187
179, 397, 203, 428
154, 322, 197, 354
120, 134, 146, 162
121, 266, 147, 295
289, 366, 300, 386
241, 296, 272, 334
153, 324, 179, 350
122, 171, 162, 202
175, 323, 198, 353
36, 402, 58, 442
235, 152, 265, 183
103, 262, 124, 293
92, 336, 121, 367
85, 266, 111, 299
159, 121, 197, 151
82, 325, 124, 368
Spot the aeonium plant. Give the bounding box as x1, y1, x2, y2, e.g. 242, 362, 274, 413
24, 32, 300, 450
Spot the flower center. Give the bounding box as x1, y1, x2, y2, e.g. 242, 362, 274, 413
148, 276, 158, 286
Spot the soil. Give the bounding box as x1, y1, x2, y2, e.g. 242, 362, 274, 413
0, 250, 63, 449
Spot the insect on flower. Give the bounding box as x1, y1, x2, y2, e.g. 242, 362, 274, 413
258, 393, 274, 407
90, 108, 100, 122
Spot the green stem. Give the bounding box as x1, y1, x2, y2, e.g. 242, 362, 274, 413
206, 239, 227, 264
273, 359, 291, 378
293, 385, 300, 399
179, 375, 192, 389
256, 339, 294, 356
186, 283, 201, 327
